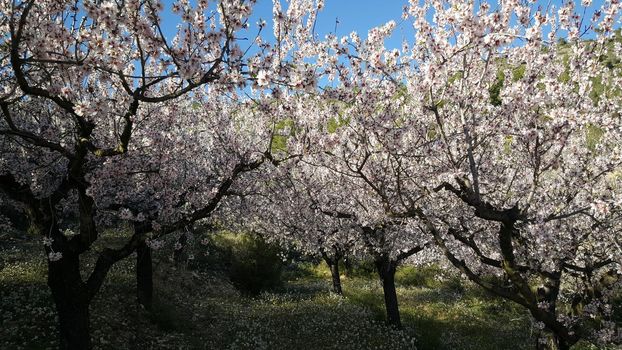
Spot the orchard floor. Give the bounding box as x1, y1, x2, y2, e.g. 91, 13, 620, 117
0, 232, 613, 350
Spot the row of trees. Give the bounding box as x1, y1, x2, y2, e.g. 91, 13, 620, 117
1, 0, 621, 349
0, 0, 322, 347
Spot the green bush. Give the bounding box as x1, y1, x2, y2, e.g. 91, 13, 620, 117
228, 233, 284, 295
187, 234, 233, 273
282, 261, 326, 281
395, 265, 445, 289
183, 231, 285, 295
147, 297, 194, 333
440, 275, 466, 296
342, 257, 377, 278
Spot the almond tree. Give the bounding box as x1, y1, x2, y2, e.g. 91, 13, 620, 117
0, 0, 323, 348
391, 0, 622, 348
237, 162, 359, 295
291, 0, 621, 344
292, 163, 429, 329
283, 25, 434, 326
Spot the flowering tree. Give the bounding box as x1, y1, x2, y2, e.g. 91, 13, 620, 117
294, 161, 429, 329
226, 67, 432, 325
384, 0, 622, 348
238, 163, 359, 295
91, 94, 283, 309
1, 0, 621, 348
284, 48, 433, 327
0, 0, 324, 348
270, 0, 621, 343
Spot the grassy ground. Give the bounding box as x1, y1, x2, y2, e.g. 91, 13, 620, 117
297, 262, 536, 350
0, 231, 613, 349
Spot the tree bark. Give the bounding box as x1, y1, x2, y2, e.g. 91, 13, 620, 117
321, 252, 343, 295
375, 257, 401, 328
136, 241, 153, 310
329, 260, 343, 295
47, 251, 92, 350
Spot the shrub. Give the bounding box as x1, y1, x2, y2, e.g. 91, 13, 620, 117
147, 297, 194, 333
395, 265, 446, 289
439, 275, 466, 296
281, 261, 323, 281
343, 258, 377, 278
228, 233, 284, 295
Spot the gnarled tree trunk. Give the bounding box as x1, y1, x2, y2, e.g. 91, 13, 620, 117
321, 251, 343, 295
136, 241, 153, 310
133, 221, 153, 310
46, 222, 143, 349
329, 261, 343, 295
47, 250, 92, 350
375, 256, 401, 328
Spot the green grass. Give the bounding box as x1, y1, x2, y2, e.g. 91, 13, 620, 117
0, 234, 616, 349
338, 273, 533, 350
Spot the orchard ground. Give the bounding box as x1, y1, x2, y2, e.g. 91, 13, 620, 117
0, 229, 615, 350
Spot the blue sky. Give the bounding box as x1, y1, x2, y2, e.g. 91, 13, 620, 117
260, 0, 411, 49
160, 0, 414, 50
159, 0, 612, 50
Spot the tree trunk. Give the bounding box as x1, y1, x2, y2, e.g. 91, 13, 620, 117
47, 251, 92, 350
375, 257, 401, 328
329, 260, 343, 295
136, 241, 153, 310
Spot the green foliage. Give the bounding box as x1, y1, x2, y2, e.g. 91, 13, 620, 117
559, 33, 622, 104
586, 124, 605, 152
343, 257, 377, 278
342, 275, 534, 350
608, 297, 622, 345
511, 64, 526, 81
270, 135, 288, 153
503, 135, 514, 155
228, 233, 284, 296
394, 84, 410, 102
327, 117, 340, 133
439, 275, 466, 296
199, 231, 285, 295
485, 36, 622, 107
395, 265, 445, 289
599, 29, 622, 70
343, 281, 387, 321
488, 71, 505, 106
558, 68, 571, 83
270, 118, 296, 154
280, 260, 324, 281
426, 125, 439, 140
293, 256, 378, 280
590, 76, 606, 104
448, 71, 464, 85
487, 62, 527, 107
326, 115, 351, 133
